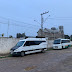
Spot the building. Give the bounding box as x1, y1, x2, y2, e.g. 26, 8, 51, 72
37, 26, 64, 40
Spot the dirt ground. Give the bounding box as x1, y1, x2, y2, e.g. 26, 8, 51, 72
0, 47, 72, 72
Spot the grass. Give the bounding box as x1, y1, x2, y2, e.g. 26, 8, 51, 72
46, 48, 53, 51
0, 54, 12, 59
8, 54, 12, 57
0, 56, 7, 58
70, 45, 72, 47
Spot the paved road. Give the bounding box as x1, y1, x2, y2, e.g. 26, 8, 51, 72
0, 47, 72, 72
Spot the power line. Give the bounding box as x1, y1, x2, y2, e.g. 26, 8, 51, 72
0, 16, 9, 20
0, 16, 40, 37
0, 21, 39, 37
0, 21, 40, 27
47, 17, 72, 20
0, 21, 40, 29
54, 17, 72, 18
0, 16, 40, 27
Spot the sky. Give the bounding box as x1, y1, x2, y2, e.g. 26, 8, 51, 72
0, 0, 72, 37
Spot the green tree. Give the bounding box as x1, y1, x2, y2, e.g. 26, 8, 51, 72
2, 33, 4, 37
9, 35, 13, 38
64, 35, 70, 39
16, 33, 26, 38
70, 35, 72, 41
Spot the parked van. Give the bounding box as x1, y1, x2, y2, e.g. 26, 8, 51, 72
53, 38, 71, 49
10, 38, 47, 56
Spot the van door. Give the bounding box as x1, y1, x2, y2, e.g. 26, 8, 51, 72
23, 41, 36, 54
23, 41, 46, 54
23, 41, 32, 51
24, 41, 42, 54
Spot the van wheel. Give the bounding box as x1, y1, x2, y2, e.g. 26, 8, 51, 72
41, 49, 45, 53
21, 52, 25, 57
68, 45, 69, 48
62, 46, 63, 49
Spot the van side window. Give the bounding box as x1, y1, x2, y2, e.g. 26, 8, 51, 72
24, 41, 35, 46
29, 41, 35, 45
67, 40, 70, 43
34, 41, 45, 45
24, 41, 30, 46
24, 41, 46, 46
61, 40, 70, 43
61, 40, 66, 43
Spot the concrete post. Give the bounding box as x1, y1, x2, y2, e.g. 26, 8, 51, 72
46, 37, 49, 49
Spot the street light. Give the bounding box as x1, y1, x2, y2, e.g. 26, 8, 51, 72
34, 20, 41, 25
41, 11, 49, 15
34, 11, 50, 37
41, 11, 49, 37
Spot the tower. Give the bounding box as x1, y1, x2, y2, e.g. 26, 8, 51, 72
59, 26, 64, 38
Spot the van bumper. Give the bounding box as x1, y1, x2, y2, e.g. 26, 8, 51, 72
53, 46, 62, 49
11, 52, 21, 56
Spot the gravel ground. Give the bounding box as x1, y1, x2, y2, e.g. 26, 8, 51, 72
0, 47, 72, 72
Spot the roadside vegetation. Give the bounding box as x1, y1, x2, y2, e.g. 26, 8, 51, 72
0, 54, 12, 59
47, 48, 53, 51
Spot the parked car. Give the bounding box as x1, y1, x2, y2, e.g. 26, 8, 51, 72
53, 38, 71, 49
10, 38, 47, 56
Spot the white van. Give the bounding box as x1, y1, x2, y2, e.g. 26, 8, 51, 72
53, 38, 71, 49
10, 38, 47, 56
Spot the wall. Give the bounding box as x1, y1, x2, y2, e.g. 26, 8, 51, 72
0, 38, 72, 55
70, 41, 72, 45
0, 38, 19, 54
0, 38, 54, 54
48, 40, 54, 48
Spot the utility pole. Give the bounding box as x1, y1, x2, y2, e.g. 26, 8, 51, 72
41, 14, 43, 37
7, 19, 9, 37
70, 35, 71, 41
41, 11, 49, 37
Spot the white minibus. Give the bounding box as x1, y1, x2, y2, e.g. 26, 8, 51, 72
10, 38, 47, 56
53, 38, 71, 49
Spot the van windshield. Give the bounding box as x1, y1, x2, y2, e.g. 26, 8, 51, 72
54, 39, 61, 44
16, 41, 25, 47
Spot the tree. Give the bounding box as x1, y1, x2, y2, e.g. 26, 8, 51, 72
16, 33, 21, 38
22, 33, 25, 37
9, 35, 13, 38
2, 33, 4, 37
64, 35, 70, 39
16, 33, 26, 38
70, 35, 72, 41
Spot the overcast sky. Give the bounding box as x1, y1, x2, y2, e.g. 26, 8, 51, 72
0, 0, 72, 37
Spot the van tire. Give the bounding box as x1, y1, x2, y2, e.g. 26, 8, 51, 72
62, 46, 63, 49
41, 49, 45, 53
68, 45, 69, 48
21, 52, 25, 57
